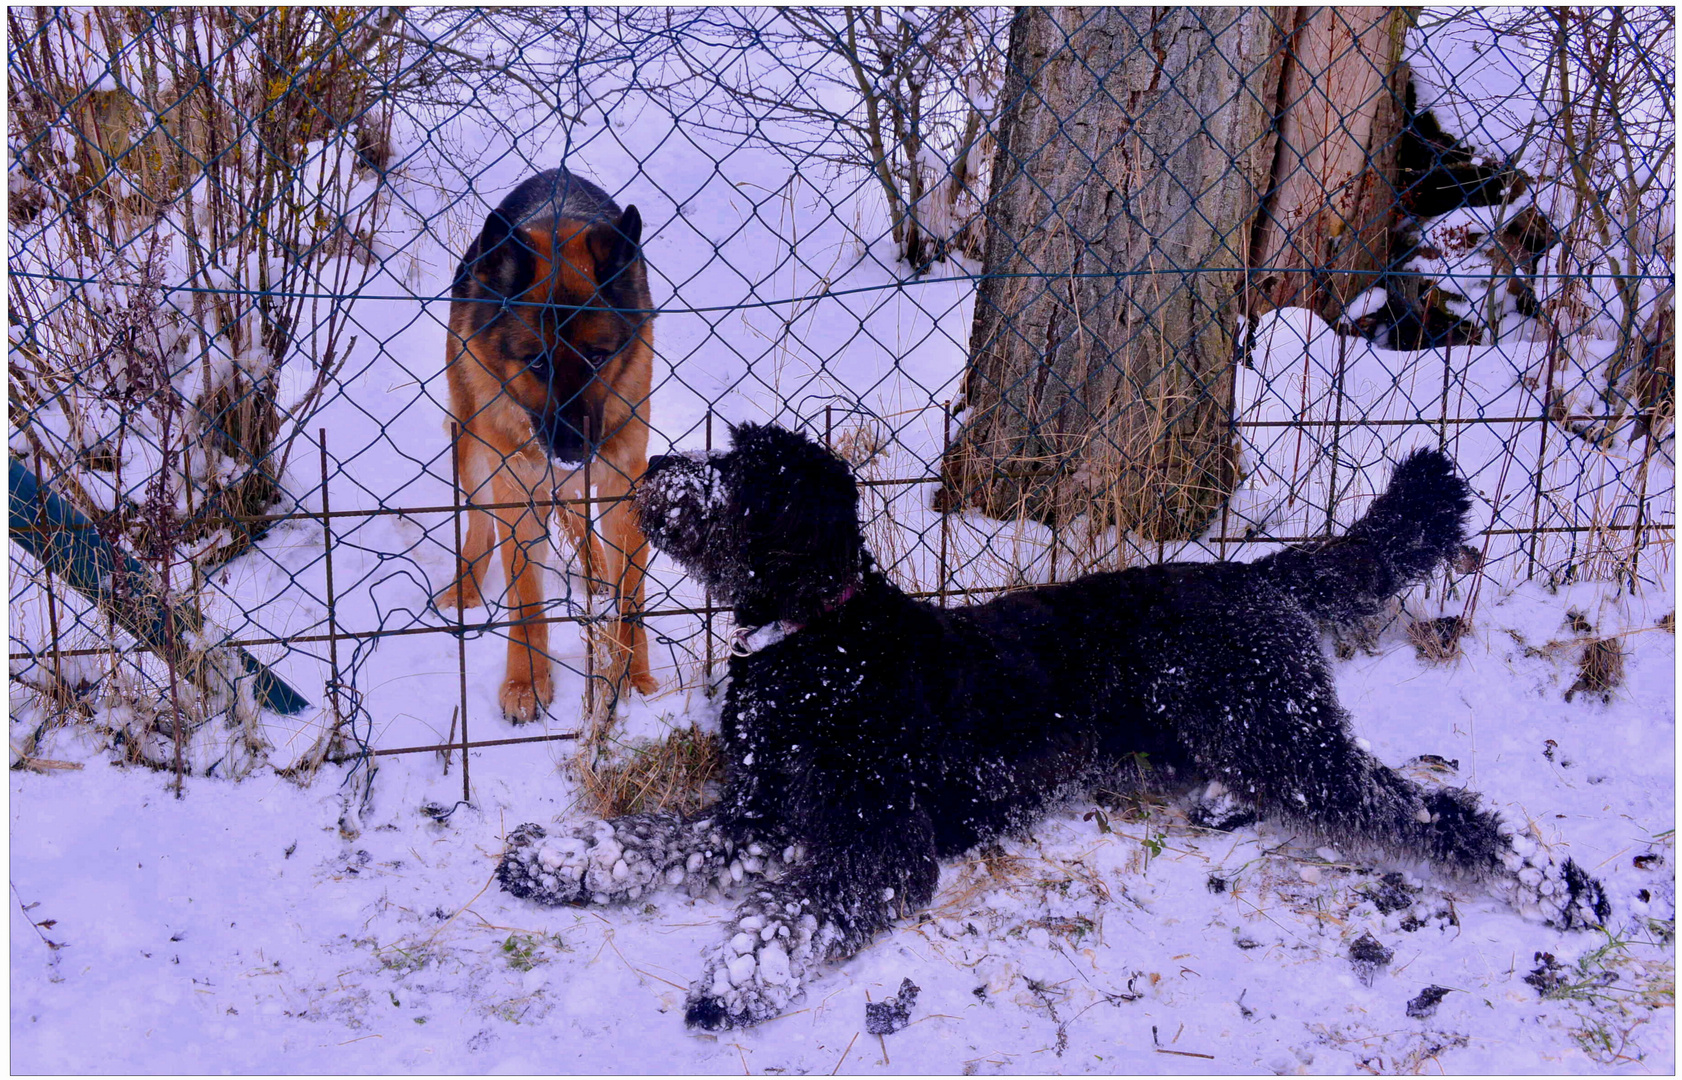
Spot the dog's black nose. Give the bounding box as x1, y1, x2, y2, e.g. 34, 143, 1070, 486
646, 454, 675, 473
685, 995, 731, 1031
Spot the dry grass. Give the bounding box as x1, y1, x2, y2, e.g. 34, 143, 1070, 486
1519, 610, 1633, 705
1631, 317, 1675, 439
573, 724, 724, 820
1566, 637, 1627, 703
927, 841, 1112, 924
8, 668, 92, 766
8, 623, 271, 781
833, 420, 892, 469
1407, 615, 1471, 663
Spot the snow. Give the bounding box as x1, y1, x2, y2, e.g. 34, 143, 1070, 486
13, 604, 1676, 1072
10, 10, 1677, 1074
1338, 287, 1390, 326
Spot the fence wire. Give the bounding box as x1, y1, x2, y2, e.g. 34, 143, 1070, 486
7, 6, 1675, 795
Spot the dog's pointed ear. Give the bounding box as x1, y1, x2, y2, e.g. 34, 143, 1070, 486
466, 208, 537, 300
618, 205, 643, 249
588, 205, 643, 278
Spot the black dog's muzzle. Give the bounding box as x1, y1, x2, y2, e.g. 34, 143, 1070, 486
635, 451, 720, 560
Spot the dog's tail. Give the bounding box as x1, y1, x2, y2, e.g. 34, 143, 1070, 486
1262, 448, 1472, 629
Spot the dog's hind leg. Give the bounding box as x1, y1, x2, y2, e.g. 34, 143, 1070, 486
554, 473, 607, 594
595, 459, 655, 695
684, 818, 941, 1030
584, 435, 655, 696
1179, 642, 1607, 929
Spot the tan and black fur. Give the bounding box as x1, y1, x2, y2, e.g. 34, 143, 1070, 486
436, 168, 656, 720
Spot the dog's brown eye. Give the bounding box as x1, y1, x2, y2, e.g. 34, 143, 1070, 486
583, 347, 613, 367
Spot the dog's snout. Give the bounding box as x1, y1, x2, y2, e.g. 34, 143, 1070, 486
644, 449, 719, 482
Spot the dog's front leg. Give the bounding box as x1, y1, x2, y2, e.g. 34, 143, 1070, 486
683, 878, 830, 1031
685, 818, 940, 1030
497, 812, 772, 906
492, 458, 556, 724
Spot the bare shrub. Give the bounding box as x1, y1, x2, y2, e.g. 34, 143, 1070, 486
1417, 8, 1676, 444
627, 7, 1009, 270
9, 7, 398, 563
1531, 9, 1675, 442
7, 7, 400, 776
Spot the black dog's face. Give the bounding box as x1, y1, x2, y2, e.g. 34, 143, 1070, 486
637, 423, 865, 626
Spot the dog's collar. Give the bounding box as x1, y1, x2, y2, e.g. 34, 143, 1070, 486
729, 583, 859, 657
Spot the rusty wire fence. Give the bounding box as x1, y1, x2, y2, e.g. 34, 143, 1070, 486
7, 7, 1675, 799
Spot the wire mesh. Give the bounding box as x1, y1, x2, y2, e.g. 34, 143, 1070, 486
7, 7, 1674, 790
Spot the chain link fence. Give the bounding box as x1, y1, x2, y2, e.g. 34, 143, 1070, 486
8, 7, 1674, 801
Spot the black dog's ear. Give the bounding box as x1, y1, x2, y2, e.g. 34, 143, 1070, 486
467, 207, 536, 299
729, 425, 866, 625
588, 205, 643, 279
763, 473, 862, 619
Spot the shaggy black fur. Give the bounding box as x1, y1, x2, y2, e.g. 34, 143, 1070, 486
497, 422, 1609, 1030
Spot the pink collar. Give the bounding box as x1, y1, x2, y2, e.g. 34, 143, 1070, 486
730, 583, 859, 657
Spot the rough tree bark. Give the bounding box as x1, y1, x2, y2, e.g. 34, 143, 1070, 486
1250, 7, 1409, 314
940, 7, 1407, 541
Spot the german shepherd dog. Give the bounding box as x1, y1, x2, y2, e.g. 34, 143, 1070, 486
436, 169, 657, 721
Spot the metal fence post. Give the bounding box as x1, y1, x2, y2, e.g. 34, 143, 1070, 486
319, 431, 343, 759
704, 410, 715, 672
449, 422, 470, 804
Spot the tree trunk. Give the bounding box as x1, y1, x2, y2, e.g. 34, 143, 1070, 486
940, 6, 1408, 541
939, 7, 1284, 538
1249, 7, 1409, 315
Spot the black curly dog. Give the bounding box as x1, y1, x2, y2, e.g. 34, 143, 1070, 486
497, 422, 1608, 1029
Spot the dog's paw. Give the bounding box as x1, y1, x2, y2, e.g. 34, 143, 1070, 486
626, 666, 658, 697
498, 815, 691, 907
497, 823, 575, 903
499, 672, 553, 724
432, 576, 485, 613
684, 993, 734, 1031
1185, 781, 1258, 832
1493, 824, 1611, 930
684, 888, 827, 1030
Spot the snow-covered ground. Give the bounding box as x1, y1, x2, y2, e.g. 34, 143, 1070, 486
11, 581, 1675, 1073
10, 11, 1676, 1074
